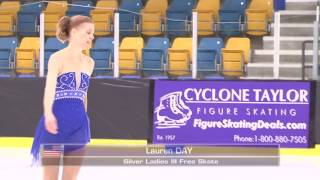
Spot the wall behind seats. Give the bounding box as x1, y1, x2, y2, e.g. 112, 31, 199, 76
0, 78, 45, 137
0, 78, 152, 139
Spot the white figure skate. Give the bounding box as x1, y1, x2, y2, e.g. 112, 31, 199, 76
154, 91, 192, 128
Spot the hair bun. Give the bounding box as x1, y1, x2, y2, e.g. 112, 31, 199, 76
56, 16, 71, 43
56, 15, 93, 43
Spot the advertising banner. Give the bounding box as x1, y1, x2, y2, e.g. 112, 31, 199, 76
153, 80, 312, 148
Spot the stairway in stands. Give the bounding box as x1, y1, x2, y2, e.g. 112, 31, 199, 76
246, 0, 318, 79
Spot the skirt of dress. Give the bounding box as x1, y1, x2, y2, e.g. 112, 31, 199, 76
31, 99, 91, 164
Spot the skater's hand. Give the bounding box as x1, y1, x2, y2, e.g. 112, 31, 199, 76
44, 113, 58, 134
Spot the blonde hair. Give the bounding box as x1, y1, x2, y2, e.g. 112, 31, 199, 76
56, 15, 93, 43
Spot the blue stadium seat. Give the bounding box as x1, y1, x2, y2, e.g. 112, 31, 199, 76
66, 0, 93, 17
90, 37, 114, 75
142, 37, 169, 75
44, 38, 67, 71
0, 37, 18, 74
17, 2, 43, 36
197, 38, 224, 74
166, 0, 195, 37
119, 0, 143, 36
219, 0, 248, 36
19, 1, 43, 12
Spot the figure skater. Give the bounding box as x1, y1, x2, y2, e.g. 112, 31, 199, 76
31, 15, 95, 180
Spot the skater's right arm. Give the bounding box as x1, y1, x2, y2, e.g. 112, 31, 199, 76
43, 53, 60, 134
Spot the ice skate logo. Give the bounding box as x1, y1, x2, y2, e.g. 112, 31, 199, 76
154, 91, 192, 129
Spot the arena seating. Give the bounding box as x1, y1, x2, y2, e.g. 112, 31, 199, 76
91, 0, 118, 36
168, 37, 193, 76
119, 0, 143, 36
219, 0, 248, 36
15, 37, 40, 74
166, 0, 195, 37
246, 0, 274, 36
90, 37, 114, 75
119, 37, 144, 75
17, 2, 42, 36
141, 37, 169, 75
44, 1, 68, 36
197, 37, 224, 74
222, 37, 250, 76
194, 0, 220, 36
141, 0, 168, 36
0, 1, 20, 36
66, 0, 93, 17
0, 0, 281, 79
0, 37, 18, 74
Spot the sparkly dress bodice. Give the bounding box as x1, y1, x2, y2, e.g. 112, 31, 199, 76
55, 72, 90, 102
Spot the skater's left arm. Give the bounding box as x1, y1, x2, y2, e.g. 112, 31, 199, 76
84, 56, 95, 113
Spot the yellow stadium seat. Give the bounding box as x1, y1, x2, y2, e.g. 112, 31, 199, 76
0, 1, 20, 20
222, 38, 250, 76
44, 1, 68, 36
246, 0, 273, 36
225, 38, 250, 64
0, 1, 20, 36
0, 14, 14, 36
119, 37, 144, 75
44, 12, 65, 36
19, 38, 40, 61
93, 0, 118, 15
91, 11, 113, 36
222, 49, 245, 76
91, 0, 118, 36
168, 38, 193, 76
194, 0, 220, 36
119, 37, 144, 74
15, 37, 40, 74
141, 0, 168, 36
45, 1, 68, 12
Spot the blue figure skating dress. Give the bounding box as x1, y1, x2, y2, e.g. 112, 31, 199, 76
31, 72, 91, 163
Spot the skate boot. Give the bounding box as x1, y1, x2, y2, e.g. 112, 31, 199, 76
154, 91, 192, 128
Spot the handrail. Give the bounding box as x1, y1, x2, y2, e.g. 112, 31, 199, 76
301, 40, 320, 80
